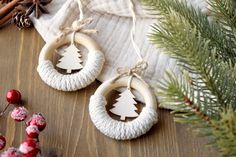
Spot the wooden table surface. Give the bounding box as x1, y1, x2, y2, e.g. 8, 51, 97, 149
0, 26, 218, 157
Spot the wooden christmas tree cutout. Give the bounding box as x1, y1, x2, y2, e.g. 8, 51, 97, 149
56, 44, 83, 73
110, 89, 139, 120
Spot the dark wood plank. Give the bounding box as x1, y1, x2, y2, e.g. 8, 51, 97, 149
0, 25, 218, 157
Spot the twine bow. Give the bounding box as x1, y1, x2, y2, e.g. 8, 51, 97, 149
56, 18, 97, 43
112, 61, 149, 89
116, 61, 148, 76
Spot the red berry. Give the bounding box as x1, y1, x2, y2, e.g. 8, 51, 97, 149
19, 139, 40, 157
6, 89, 21, 104
1, 147, 21, 157
26, 125, 40, 138
0, 135, 6, 150
11, 107, 28, 122
27, 113, 46, 131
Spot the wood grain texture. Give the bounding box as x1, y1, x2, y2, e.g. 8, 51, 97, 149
0, 26, 218, 157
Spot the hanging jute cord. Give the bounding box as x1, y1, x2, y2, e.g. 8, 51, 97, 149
129, 0, 144, 62
112, 0, 149, 89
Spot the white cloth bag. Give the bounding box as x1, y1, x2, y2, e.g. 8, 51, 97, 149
33, 0, 207, 100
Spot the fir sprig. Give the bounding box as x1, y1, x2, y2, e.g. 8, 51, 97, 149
151, 9, 236, 110
142, 0, 236, 65
142, 0, 236, 156
209, 0, 236, 29
157, 72, 236, 156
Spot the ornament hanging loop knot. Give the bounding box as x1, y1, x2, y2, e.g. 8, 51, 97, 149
71, 18, 96, 33
57, 18, 97, 42
112, 61, 149, 88
117, 61, 148, 76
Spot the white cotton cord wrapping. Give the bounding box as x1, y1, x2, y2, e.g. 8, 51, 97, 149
89, 94, 158, 140
37, 0, 103, 91
37, 51, 105, 91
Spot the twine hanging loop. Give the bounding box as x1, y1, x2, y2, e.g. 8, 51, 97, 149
57, 18, 97, 43
112, 61, 149, 88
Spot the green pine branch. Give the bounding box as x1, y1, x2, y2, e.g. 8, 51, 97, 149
209, 0, 236, 29
142, 0, 236, 156
157, 72, 236, 156
150, 9, 236, 110
211, 108, 236, 157
142, 0, 236, 65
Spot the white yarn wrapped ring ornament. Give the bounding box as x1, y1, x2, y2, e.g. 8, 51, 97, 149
37, 33, 105, 91
89, 76, 158, 140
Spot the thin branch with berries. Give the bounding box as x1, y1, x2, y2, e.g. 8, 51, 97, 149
0, 89, 47, 157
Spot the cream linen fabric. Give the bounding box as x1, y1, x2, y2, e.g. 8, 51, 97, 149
33, 0, 207, 98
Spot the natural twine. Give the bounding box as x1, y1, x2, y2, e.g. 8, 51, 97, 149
56, 0, 97, 44
112, 0, 149, 88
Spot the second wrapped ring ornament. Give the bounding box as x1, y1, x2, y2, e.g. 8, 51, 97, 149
89, 64, 158, 140
89, 0, 158, 140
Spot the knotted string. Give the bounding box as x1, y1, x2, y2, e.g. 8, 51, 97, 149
111, 61, 149, 89
112, 0, 149, 88
56, 0, 97, 43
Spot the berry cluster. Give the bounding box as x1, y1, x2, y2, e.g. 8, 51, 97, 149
0, 89, 46, 157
